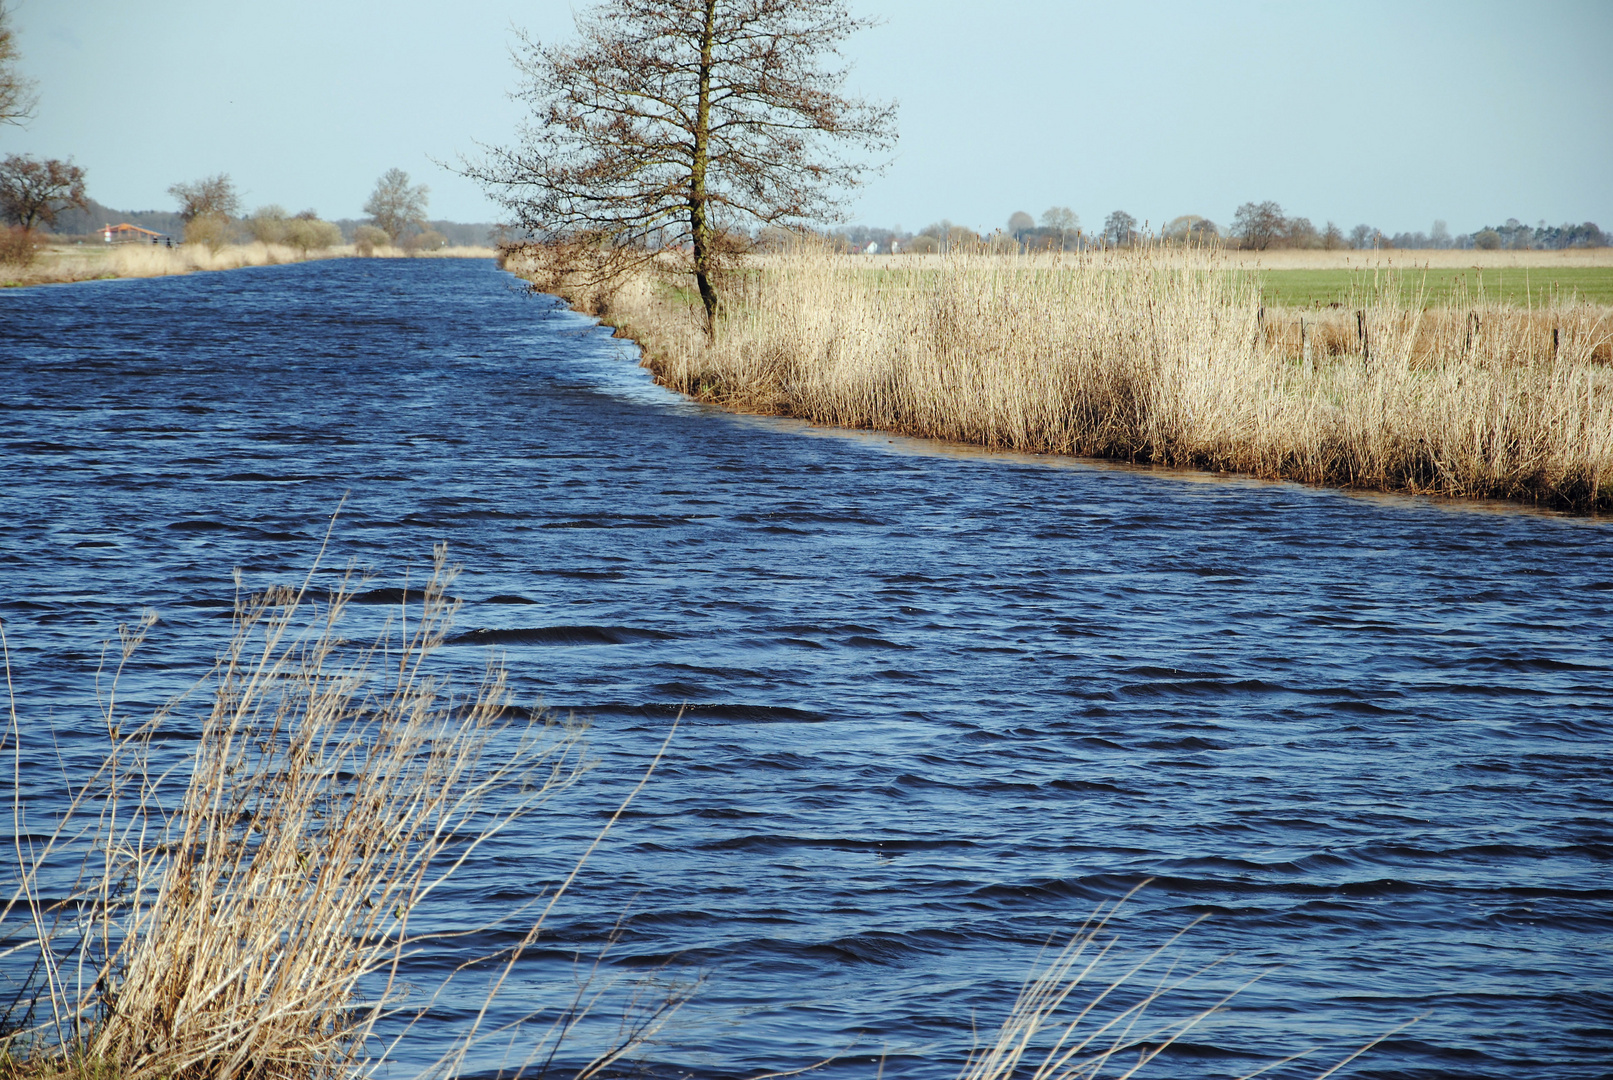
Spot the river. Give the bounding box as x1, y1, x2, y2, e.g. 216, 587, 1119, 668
2, 257, 1609, 1079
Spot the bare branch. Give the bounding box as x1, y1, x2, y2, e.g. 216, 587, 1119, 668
463, 0, 896, 336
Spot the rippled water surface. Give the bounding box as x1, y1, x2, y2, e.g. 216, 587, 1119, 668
2, 259, 1610, 1079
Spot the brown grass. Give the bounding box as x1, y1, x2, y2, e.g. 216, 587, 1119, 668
0, 541, 693, 1080
2, 243, 498, 288
955, 888, 1407, 1080
512, 243, 1613, 511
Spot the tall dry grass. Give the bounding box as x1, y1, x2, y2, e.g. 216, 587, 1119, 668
0, 542, 693, 1080
3, 242, 498, 288
956, 889, 1405, 1080
516, 244, 1613, 510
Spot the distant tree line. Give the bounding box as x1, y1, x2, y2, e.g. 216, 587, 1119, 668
814, 203, 1607, 256
7, 159, 497, 257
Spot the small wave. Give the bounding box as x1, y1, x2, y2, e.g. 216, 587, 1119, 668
212, 472, 322, 484
541, 515, 688, 529
845, 634, 912, 650
448, 625, 675, 646
632, 702, 827, 723
1117, 678, 1290, 698
346, 586, 460, 605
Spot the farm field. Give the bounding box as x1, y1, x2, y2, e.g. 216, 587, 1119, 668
1257, 265, 1613, 308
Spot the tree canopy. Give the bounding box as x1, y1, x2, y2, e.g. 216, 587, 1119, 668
468, 0, 896, 334
1103, 210, 1137, 246
1231, 200, 1284, 250
0, 155, 87, 231
169, 174, 241, 224
363, 168, 429, 243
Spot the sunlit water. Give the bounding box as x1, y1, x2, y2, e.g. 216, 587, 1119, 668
2, 259, 1609, 1079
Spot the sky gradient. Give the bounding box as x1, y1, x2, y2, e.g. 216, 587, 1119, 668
7, 0, 1610, 236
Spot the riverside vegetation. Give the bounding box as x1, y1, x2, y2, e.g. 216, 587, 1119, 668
0, 544, 691, 1080
511, 242, 1613, 512
2, 540, 1394, 1080
0, 239, 497, 288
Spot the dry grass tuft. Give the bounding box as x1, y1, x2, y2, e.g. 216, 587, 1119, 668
956, 889, 1406, 1080
3, 242, 498, 288
0, 542, 647, 1080
512, 242, 1613, 511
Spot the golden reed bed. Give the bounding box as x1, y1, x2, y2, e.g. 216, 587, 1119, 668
4, 242, 497, 287
513, 245, 1613, 512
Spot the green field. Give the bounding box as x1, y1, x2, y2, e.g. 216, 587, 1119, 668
1257, 267, 1613, 308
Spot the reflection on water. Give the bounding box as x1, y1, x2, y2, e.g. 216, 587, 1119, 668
2, 259, 1610, 1078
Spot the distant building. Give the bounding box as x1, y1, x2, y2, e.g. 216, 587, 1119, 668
103, 223, 168, 245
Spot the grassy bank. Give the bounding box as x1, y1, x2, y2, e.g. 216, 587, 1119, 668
512, 244, 1613, 512
1, 242, 497, 288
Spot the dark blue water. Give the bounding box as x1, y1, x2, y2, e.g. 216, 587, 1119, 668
2, 258, 1610, 1079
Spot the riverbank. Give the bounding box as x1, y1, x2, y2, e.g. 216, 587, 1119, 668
511, 245, 1613, 512
1, 241, 497, 287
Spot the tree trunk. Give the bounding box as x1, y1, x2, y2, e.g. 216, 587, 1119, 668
688, 0, 720, 340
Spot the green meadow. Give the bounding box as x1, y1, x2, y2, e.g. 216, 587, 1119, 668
1257, 266, 1613, 308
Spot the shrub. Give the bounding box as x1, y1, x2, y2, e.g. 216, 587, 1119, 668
353, 223, 389, 256
283, 215, 343, 254
244, 204, 289, 245
404, 227, 448, 254
183, 213, 233, 252
0, 222, 36, 266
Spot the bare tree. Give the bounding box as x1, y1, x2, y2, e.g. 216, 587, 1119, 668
363, 167, 429, 242
0, 154, 86, 230
1041, 206, 1077, 250
1103, 209, 1136, 247
466, 0, 897, 336
169, 174, 241, 223
0, 1, 38, 128
1281, 215, 1319, 249
1231, 200, 1284, 250
1348, 223, 1376, 250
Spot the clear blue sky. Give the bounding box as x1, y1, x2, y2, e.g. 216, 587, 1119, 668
7, 0, 1610, 236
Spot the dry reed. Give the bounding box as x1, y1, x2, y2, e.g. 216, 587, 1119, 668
832, 908, 1399, 1080
0, 542, 665, 1080
515, 243, 1613, 511
3, 243, 498, 288
955, 889, 1403, 1080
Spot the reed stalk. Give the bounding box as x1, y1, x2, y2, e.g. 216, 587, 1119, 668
1, 543, 599, 1080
